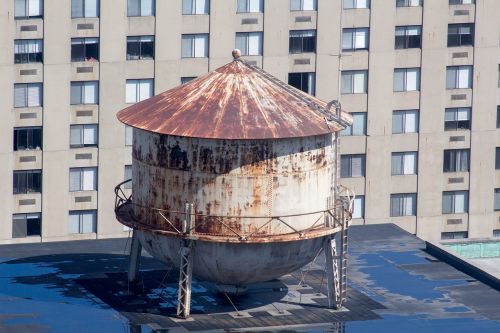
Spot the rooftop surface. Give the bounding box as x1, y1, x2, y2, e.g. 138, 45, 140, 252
0, 224, 499, 333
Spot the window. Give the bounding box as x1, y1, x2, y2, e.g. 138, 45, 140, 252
441, 232, 468, 240
495, 189, 500, 211
449, 0, 474, 4
181, 34, 209, 58
182, 0, 209, 14
443, 149, 469, 172
126, 79, 153, 103
13, 170, 42, 194
14, 83, 42, 108
237, 0, 263, 13
14, 0, 43, 19
72, 0, 99, 18
128, 0, 154, 16
70, 124, 98, 148
390, 193, 416, 217
71, 38, 99, 62
125, 126, 133, 146
342, 28, 369, 51
69, 167, 97, 191
124, 165, 132, 189
289, 30, 317, 54
341, 70, 368, 94
341, 112, 367, 136
14, 39, 43, 63
395, 26, 421, 49
391, 152, 417, 175
341, 154, 365, 178
236, 32, 263, 56
446, 66, 472, 89
343, 0, 369, 9
448, 23, 474, 47
393, 68, 420, 92
68, 210, 96, 234
494, 230, 500, 238
127, 36, 154, 60
352, 196, 365, 219
442, 191, 468, 214
12, 213, 41, 238
288, 72, 316, 95
445, 108, 470, 131
71, 81, 98, 105
497, 106, 500, 129
498, 65, 500, 87
396, 0, 422, 6
14, 127, 42, 151
181, 77, 196, 84
392, 110, 418, 134
291, 0, 316, 11
496, 147, 500, 170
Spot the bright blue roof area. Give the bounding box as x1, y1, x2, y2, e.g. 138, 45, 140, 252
0, 224, 499, 332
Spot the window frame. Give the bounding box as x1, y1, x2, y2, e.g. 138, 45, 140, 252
395, 25, 422, 49
13, 169, 42, 194
71, 37, 99, 62
14, 39, 43, 64
442, 191, 469, 214
69, 167, 98, 192
343, 0, 370, 9
392, 109, 419, 134
341, 70, 368, 94
391, 151, 418, 175
125, 79, 154, 103
444, 107, 471, 131
447, 23, 474, 47
288, 72, 316, 95
446, 65, 472, 89
181, 34, 209, 58
127, 35, 155, 60
390, 193, 417, 217
393, 68, 420, 92
342, 28, 369, 51
237, 0, 263, 13
289, 30, 317, 54
340, 154, 366, 178
341, 112, 367, 136
13, 127, 43, 151
12, 213, 41, 238
236, 31, 263, 56
68, 210, 97, 234
396, 0, 422, 7
14, 0, 44, 19
71, 0, 99, 18
70, 81, 99, 105
290, 0, 317, 11
182, 0, 210, 15
443, 149, 470, 173
70, 124, 98, 148
127, 0, 155, 17
124, 165, 132, 189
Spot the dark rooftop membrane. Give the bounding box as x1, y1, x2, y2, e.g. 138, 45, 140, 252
0, 224, 499, 333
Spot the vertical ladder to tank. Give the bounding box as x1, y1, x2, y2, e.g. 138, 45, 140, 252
177, 203, 195, 319
339, 204, 349, 305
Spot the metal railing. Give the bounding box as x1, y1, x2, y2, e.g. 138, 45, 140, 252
114, 179, 354, 242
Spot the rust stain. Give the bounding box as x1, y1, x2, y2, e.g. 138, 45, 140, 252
117, 59, 352, 140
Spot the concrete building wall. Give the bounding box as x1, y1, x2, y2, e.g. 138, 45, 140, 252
0, 0, 499, 244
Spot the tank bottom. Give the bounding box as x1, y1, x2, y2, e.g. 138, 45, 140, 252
137, 231, 332, 286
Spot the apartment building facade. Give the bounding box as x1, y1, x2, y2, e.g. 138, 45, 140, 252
1, 0, 499, 244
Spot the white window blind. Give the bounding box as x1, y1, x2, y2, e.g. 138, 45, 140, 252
236, 32, 263, 56
14, 83, 42, 108
352, 196, 364, 219
181, 34, 209, 58
125, 126, 133, 146
70, 124, 98, 147
126, 79, 153, 103
71, 81, 98, 105
69, 167, 97, 191
183, 0, 209, 14
68, 210, 96, 234
237, 0, 263, 13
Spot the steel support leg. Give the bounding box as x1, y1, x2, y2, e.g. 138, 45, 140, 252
128, 230, 142, 283
177, 241, 193, 319
324, 235, 341, 309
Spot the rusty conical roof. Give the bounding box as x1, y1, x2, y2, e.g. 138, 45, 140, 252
117, 59, 352, 140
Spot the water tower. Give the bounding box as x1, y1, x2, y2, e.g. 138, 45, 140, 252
114, 51, 354, 318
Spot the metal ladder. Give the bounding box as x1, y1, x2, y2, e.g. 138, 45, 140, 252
177, 203, 195, 319
338, 206, 349, 305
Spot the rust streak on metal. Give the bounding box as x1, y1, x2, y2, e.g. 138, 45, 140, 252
117, 60, 352, 140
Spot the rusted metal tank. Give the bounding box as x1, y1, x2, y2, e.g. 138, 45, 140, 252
115, 53, 352, 288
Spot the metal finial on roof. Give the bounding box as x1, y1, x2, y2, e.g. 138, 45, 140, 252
232, 49, 242, 60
